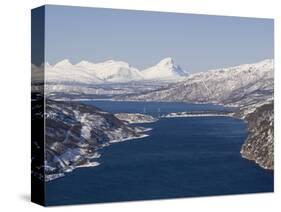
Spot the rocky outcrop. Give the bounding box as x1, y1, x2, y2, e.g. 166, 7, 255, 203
239, 102, 274, 170
32, 99, 150, 181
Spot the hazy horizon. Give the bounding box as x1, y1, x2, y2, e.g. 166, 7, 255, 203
43, 5, 274, 72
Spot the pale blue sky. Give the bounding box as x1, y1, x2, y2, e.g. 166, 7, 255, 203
45, 5, 274, 72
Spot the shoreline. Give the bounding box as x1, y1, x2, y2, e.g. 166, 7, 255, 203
109, 134, 150, 144
45, 100, 273, 182
161, 113, 235, 118
46, 132, 152, 182
50, 97, 237, 109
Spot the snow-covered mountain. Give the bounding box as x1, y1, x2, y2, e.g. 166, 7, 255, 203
76, 60, 143, 83
141, 57, 188, 80
32, 57, 188, 84
121, 59, 274, 106
46, 59, 104, 84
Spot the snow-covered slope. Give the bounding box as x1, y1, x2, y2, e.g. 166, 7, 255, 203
141, 57, 188, 80
122, 59, 274, 106
46, 59, 104, 84
76, 60, 143, 82
32, 98, 150, 181
32, 57, 188, 85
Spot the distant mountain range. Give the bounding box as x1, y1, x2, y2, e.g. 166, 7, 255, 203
31, 57, 189, 84
32, 57, 274, 107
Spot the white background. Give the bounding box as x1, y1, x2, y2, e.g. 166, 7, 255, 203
0, 0, 280, 210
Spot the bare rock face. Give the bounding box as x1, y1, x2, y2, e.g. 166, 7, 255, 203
240, 102, 274, 170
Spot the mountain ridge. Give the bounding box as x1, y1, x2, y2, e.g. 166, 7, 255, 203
33, 58, 272, 85
33, 57, 189, 83
120, 58, 273, 106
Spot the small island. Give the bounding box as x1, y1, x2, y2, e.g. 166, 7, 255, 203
161, 111, 234, 118
115, 113, 158, 124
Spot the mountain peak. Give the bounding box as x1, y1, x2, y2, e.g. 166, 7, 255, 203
47, 57, 189, 82
141, 57, 188, 80
157, 57, 174, 66
54, 59, 73, 67
76, 60, 94, 67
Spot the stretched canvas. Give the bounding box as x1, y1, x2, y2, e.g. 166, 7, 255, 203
31, 5, 274, 206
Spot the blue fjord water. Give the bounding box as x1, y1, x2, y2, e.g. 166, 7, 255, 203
46, 101, 273, 205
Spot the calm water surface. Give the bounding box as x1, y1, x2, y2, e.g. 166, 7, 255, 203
46, 101, 273, 206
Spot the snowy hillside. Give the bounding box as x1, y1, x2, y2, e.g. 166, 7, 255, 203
32, 98, 150, 181
121, 59, 274, 106
76, 60, 143, 83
